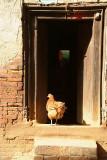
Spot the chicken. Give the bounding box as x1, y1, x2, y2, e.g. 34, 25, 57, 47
46, 94, 66, 125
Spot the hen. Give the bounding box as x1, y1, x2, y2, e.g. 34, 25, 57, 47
46, 94, 66, 125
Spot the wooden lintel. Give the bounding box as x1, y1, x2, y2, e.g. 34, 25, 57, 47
25, 3, 107, 9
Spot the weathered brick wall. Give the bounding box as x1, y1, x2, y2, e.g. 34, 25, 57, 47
0, 0, 23, 127
0, 56, 23, 127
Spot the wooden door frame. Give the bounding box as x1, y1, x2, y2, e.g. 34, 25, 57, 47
23, 4, 106, 125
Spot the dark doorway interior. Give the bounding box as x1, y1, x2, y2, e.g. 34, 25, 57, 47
34, 19, 93, 124
47, 21, 78, 124
46, 20, 93, 124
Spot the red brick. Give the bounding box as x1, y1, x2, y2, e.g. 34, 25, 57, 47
0, 90, 7, 94
8, 73, 22, 78
0, 102, 7, 107
0, 77, 7, 81
0, 86, 8, 90
4, 107, 23, 112
8, 103, 23, 107
17, 82, 23, 87
17, 98, 23, 103
69, 156, 87, 160
1, 98, 17, 103
7, 69, 23, 74
5, 107, 18, 111
0, 111, 7, 115
8, 110, 18, 115
0, 82, 17, 87
0, 122, 6, 127
34, 155, 43, 160
44, 156, 59, 160
2, 94, 22, 99
0, 69, 7, 74
2, 114, 7, 119
0, 74, 8, 78
17, 95, 23, 98
7, 86, 22, 90
18, 107, 23, 111
18, 112, 23, 121
0, 115, 2, 118
6, 90, 17, 95
0, 107, 3, 111
0, 118, 7, 124
6, 115, 17, 119
59, 156, 69, 160
7, 118, 13, 123
7, 77, 22, 82
17, 90, 24, 95
3, 118, 7, 122
2, 107, 7, 111
2, 95, 13, 99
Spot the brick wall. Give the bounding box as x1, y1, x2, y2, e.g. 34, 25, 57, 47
0, 56, 24, 127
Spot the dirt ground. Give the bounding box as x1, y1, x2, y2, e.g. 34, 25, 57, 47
4, 122, 107, 141
0, 122, 107, 160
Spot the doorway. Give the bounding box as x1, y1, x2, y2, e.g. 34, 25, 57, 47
36, 19, 93, 124
27, 7, 103, 126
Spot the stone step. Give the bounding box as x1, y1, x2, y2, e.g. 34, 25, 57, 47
34, 137, 97, 157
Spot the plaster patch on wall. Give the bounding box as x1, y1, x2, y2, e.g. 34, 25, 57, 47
0, 41, 21, 66
0, 0, 22, 67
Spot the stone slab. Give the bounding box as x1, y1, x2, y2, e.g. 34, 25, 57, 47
34, 137, 97, 157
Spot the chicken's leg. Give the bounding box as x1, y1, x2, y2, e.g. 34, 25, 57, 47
55, 119, 57, 125
51, 120, 53, 125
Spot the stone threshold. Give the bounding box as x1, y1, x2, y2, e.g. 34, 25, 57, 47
34, 137, 97, 160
